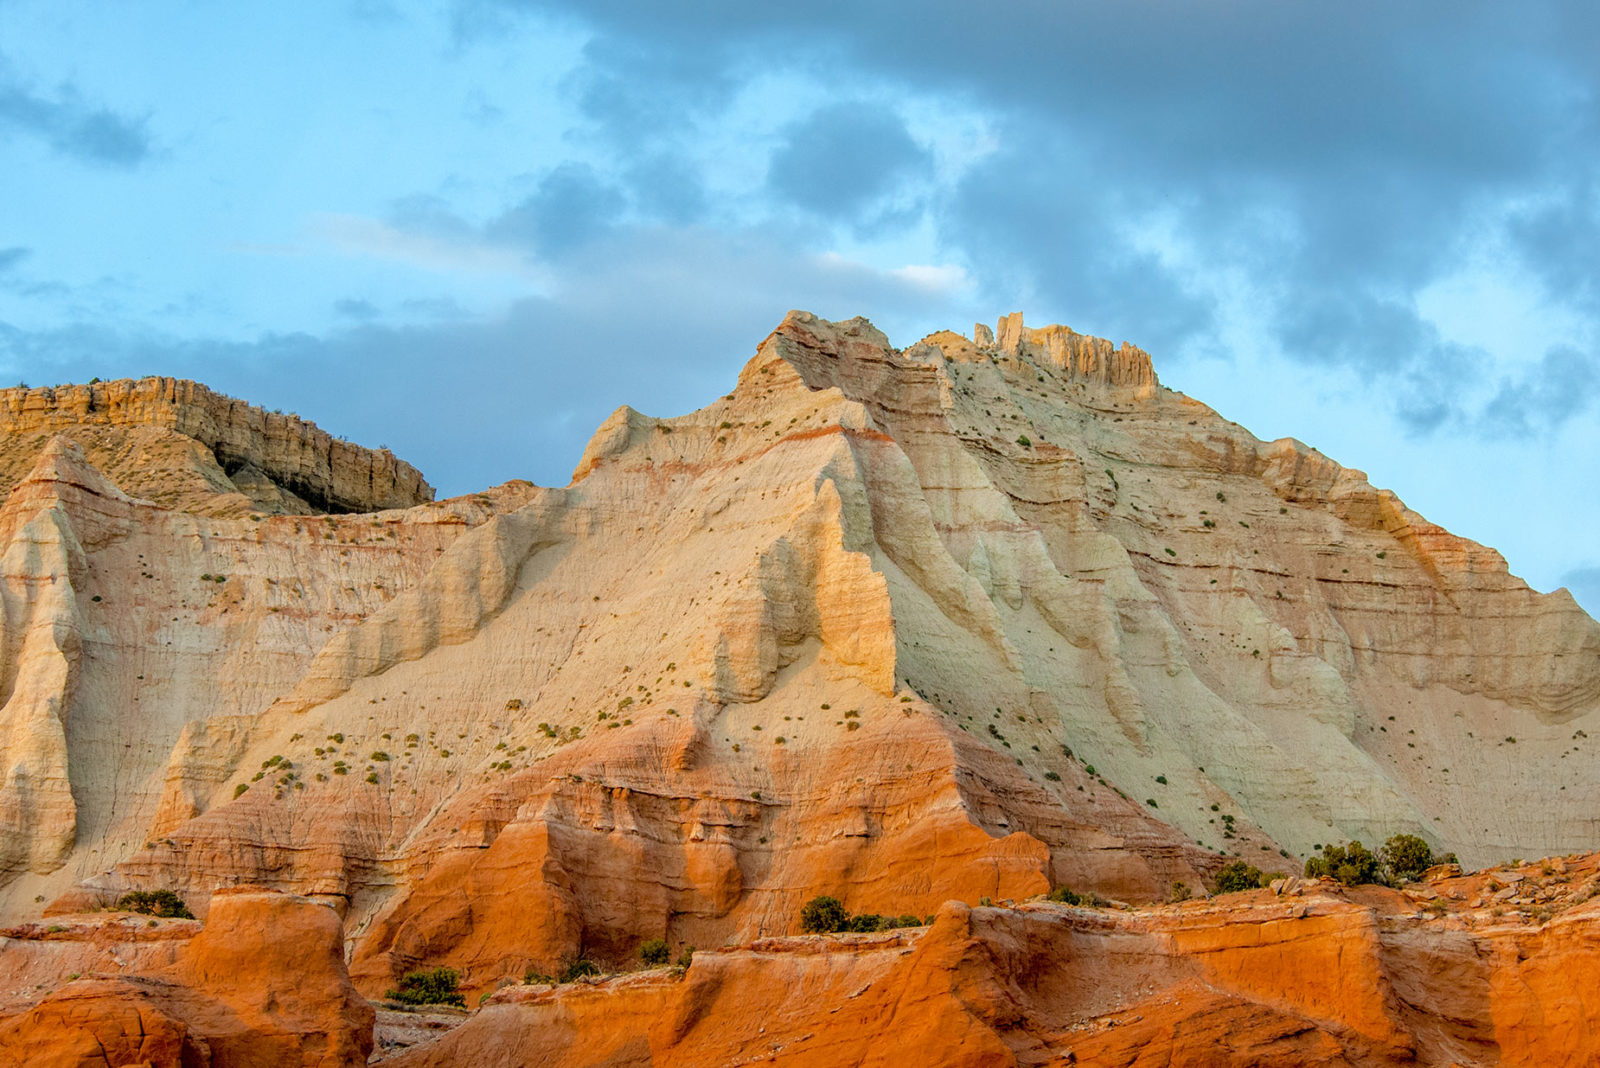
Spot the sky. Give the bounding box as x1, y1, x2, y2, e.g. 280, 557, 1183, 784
1, 1, 1597, 616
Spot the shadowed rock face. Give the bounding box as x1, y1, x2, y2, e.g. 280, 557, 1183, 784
0, 377, 434, 515
0, 311, 1595, 1063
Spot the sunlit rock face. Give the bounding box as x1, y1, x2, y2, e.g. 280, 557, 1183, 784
0, 887, 372, 1067
0, 312, 1595, 1059
378, 857, 1600, 1068
0, 376, 434, 516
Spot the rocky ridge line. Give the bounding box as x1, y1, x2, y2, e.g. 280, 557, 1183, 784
0, 377, 434, 514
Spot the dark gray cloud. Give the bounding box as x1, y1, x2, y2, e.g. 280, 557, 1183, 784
1278, 295, 1455, 374
471, 0, 1600, 427
0, 67, 151, 167
1477, 344, 1599, 436
620, 152, 706, 224
943, 136, 1210, 355
1389, 341, 1597, 438
766, 101, 929, 226
489, 162, 626, 256
1394, 340, 1491, 435
1507, 183, 1600, 317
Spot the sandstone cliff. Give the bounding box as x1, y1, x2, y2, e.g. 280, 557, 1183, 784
0, 310, 1591, 1038
0, 377, 435, 515
8, 855, 1600, 1065
0, 887, 372, 1066
384, 856, 1600, 1067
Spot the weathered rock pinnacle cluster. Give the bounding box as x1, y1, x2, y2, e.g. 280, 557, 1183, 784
0, 312, 1595, 1065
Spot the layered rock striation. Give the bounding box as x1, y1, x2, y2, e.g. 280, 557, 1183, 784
0, 311, 1592, 1049
0, 377, 434, 515
388, 857, 1600, 1068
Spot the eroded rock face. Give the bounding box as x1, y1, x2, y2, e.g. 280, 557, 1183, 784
0, 310, 1592, 1042
0, 887, 372, 1067
385, 868, 1600, 1068
0, 377, 434, 515
0, 435, 532, 908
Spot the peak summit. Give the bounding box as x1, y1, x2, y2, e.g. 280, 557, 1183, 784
982, 312, 1157, 390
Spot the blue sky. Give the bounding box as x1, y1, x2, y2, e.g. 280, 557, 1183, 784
1, 0, 1597, 615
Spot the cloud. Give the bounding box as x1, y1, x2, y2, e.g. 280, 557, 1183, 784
941, 136, 1211, 354
1477, 344, 1599, 436
1382, 338, 1598, 438
1276, 295, 1443, 372
766, 101, 929, 226
0, 221, 969, 495
489, 162, 626, 256
309, 212, 535, 278
1507, 183, 1600, 318
0, 247, 28, 274
0, 67, 151, 167
620, 152, 705, 225
470, 0, 1600, 426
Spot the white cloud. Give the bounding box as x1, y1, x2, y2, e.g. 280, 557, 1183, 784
308, 212, 543, 283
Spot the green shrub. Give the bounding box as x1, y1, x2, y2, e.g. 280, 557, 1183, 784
1047, 886, 1082, 905
800, 895, 850, 933
1305, 840, 1382, 886
799, 896, 929, 934
639, 938, 669, 966
560, 958, 600, 983
676, 946, 695, 969
386, 966, 465, 1007
1213, 861, 1269, 894
115, 890, 193, 919
1380, 834, 1435, 883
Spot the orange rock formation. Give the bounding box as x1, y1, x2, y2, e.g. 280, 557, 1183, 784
0, 310, 1594, 1062
384, 858, 1600, 1067
0, 887, 371, 1066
